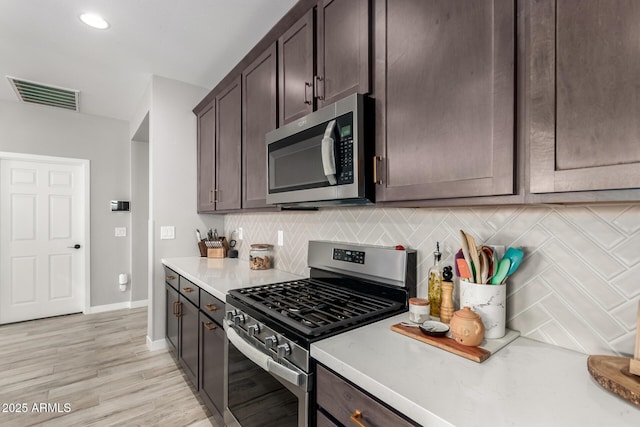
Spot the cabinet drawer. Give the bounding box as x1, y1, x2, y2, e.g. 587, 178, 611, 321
164, 266, 179, 289
316, 410, 339, 427
179, 276, 200, 306
316, 365, 417, 427
200, 289, 224, 325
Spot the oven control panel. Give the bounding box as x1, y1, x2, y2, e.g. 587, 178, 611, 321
333, 248, 365, 264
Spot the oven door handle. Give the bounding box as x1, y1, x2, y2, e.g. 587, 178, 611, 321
226, 326, 270, 370
226, 325, 303, 387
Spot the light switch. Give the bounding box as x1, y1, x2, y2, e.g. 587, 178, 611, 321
160, 226, 175, 240
115, 227, 127, 237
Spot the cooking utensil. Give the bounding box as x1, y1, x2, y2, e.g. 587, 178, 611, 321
465, 232, 481, 283
480, 246, 494, 278
456, 258, 472, 280
479, 250, 489, 284
196, 229, 202, 242
504, 247, 524, 277
491, 258, 511, 285
459, 230, 475, 282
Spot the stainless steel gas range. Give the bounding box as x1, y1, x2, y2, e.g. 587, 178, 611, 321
223, 241, 416, 427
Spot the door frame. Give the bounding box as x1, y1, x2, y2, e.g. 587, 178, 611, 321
0, 151, 91, 314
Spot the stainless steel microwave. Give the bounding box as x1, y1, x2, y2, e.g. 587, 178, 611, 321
266, 93, 374, 207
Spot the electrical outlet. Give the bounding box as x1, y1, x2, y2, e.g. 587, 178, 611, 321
160, 226, 175, 240
115, 227, 127, 237
277, 230, 284, 246
238, 227, 243, 240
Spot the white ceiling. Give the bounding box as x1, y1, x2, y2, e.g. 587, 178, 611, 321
0, 0, 297, 121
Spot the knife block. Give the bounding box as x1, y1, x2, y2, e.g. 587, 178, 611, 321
631, 301, 640, 377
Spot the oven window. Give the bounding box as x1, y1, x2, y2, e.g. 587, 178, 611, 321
227, 342, 298, 426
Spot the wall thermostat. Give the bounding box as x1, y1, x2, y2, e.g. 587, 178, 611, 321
111, 201, 130, 212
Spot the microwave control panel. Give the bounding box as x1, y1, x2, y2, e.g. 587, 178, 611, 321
336, 120, 354, 184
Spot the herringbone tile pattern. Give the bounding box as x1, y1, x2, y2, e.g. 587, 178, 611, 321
225, 205, 640, 357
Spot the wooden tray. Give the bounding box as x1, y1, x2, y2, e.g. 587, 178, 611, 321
587, 355, 640, 407
391, 323, 519, 363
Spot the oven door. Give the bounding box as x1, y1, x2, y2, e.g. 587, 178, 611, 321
224, 325, 309, 427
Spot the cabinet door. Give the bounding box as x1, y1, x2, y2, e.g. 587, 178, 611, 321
529, 0, 640, 193
279, 10, 314, 125
165, 284, 179, 358
215, 76, 242, 211
316, 0, 370, 108
199, 312, 225, 416
316, 365, 418, 427
179, 297, 199, 388
197, 102, 216, 212
242, 43, 277, 209
374, 0, 515, 201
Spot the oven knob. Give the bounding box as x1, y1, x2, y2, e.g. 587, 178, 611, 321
247, 324, 261, 337
277, 343, 291, 359
265, 335, 278, 348
226, 309, 238, 321
233, 314, 246, 326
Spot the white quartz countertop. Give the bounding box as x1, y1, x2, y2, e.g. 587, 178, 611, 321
161, 257, 302, 301
311, 313, 640, 427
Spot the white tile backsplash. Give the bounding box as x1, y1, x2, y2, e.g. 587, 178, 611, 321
225, 205, 640, 356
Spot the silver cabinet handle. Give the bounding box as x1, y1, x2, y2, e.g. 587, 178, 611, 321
304, 82, 312, 105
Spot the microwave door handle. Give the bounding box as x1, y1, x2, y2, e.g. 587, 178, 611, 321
321, 120, 337, 185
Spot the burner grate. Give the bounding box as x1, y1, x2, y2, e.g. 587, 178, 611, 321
234, 279, 401, 336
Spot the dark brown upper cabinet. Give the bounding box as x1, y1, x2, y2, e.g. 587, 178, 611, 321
374, 0, 515, 202
316, 0, 370, 108
279, 0, 371, 125
197, 102, 216, 213
242, 44, 278, 210
214, 76, 242, 211
528, 0, 640, 194
279, 10, 314, 125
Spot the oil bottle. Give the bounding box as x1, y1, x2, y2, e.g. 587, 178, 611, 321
427, 242, 443, 317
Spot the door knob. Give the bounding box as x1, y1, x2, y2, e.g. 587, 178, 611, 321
67, 244, 81, 249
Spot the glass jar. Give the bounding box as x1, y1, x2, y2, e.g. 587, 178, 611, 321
249, 244, 273, 270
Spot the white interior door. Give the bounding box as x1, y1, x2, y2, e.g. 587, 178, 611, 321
0, 158, 86, 323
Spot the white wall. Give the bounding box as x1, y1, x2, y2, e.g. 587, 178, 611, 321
147, 76, 224, 343
131, 139, 149, 302
0, 99, 131, 307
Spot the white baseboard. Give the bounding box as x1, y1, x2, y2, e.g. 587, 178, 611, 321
147, 336, 168, 352
87, 299, 149, 314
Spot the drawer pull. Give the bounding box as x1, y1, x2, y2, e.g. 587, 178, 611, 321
203, 321, 218, 331
350, 410, 366, 427
205, 303, 219, 312
373, 156, 382, 185
166, 275, 176, 280
182, 287, 194, 293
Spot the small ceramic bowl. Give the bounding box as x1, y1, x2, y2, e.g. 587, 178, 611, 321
419, 320, 450, 337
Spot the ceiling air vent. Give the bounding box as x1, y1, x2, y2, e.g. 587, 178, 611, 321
7, 76, 79, 112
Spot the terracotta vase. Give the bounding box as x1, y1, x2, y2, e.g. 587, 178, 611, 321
450, 306, 485, 347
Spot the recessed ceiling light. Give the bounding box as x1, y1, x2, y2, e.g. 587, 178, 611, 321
79, 13, 110, 30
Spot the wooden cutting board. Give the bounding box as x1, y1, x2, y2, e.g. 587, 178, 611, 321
391, 323, 491, 363
587, 355, 640, 407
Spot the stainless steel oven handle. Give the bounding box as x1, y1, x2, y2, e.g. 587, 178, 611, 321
321, 119, 337, 185
266, 358, 302, 387
226, 324, 304, 388
226, 326, 269, 370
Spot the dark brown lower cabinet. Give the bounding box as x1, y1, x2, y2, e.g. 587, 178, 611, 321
165, 283, 179, 358
178, 297, 199, 388
316, 364, 419, 427
199, 311, 225, 421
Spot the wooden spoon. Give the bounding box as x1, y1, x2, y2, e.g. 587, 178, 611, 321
459, 230, 474, 282
464, 231, 481, 283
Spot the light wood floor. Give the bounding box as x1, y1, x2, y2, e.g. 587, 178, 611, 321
0, 307, 220, 427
